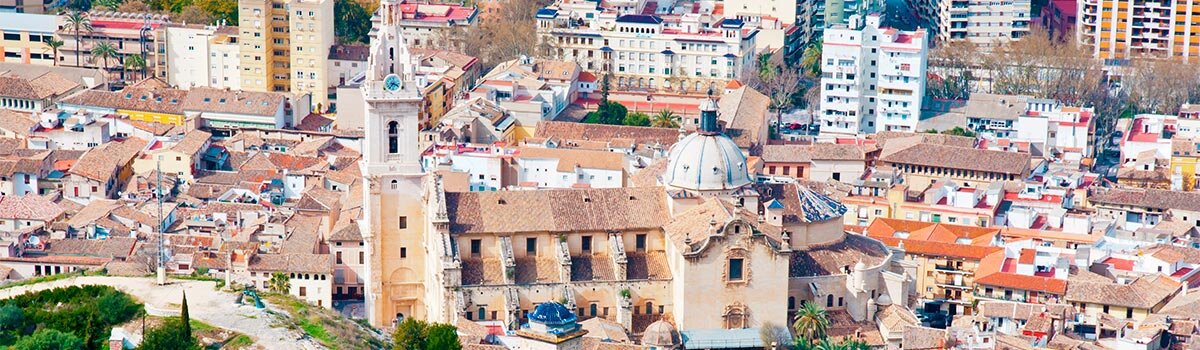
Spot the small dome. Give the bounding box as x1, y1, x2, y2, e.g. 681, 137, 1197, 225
854, 260, 867, 271
642, 320, 679, 347
529, 301, 576, 326
876, 293, 893, 306
663, 132, 751, 192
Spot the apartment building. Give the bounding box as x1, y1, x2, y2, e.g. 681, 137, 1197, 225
535, 0, 757, 94
164, 25, 241, 90
819, 14, 928, 135
387, 2, 477, 49
718, 0, 813, 60
909, 0, 1031, 47
238, 0, 335, 110
866, 218, 1004, 316
1076, 0, 1200, 60
56, 11, 171, 79
0, 13, 56, 66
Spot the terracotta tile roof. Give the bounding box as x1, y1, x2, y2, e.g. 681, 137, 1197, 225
268, 153, 326, 172
460, 257, 504, 285
0, 195, 64, 222
516, 146, 625, 172
578, 317, 630, 343
412, 48, 479, 70
69, 137, 147, 182
534, 121, 681, 148
871, 131, 977, 150
881, 142, 1031, 175
45, 237, 137, 260
877, 304, 919, 331
789, 234, 890, 277
444, 187, 667, 234
717, 86, 770, 149
1022, 312, 1054, 334
181, 87, 287, 117
865, 218, 1000, 245
1066, 274, 1181, 309
0, 72, 79, 100
0, 109, 38, 136
902, 325, 947, 350
247, 253, 332, 274
761, 143, 868, 163
168, 130, 211, 156
874, 236, 1002, 260
630, 159, 668, 188
513, 256, 561, 284
626, 251, 670, 280
279, 214, 323, 255
570, 252, 616, 281
975, 272, 1068, 294
1089, 187, 1200, 212
61, 87, 189, 114
328, 44, 369, 61
1146, 244, 1200, 265
328, 222, 362, 242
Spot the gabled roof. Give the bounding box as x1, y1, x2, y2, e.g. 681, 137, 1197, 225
0, 195, 63, 222
69, 137, 147, 183
1065, 274, 1181, 309
445, 187, 668, 235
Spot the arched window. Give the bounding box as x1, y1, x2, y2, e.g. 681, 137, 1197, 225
826, 294, 834, 307
645, 301, 654, 315
388, 121, 399, 154
478, 307, 486, 320
391, 179, 398, 190
590, 303, 598, 317
788, 296, 796, 310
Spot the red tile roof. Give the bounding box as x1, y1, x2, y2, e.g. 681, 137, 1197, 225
976, 272, 1068, 294
1103, 257, 1135, 271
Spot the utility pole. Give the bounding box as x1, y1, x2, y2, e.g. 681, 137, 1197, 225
156, 156, 166, 285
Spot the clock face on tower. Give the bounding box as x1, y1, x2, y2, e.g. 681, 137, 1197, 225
384, 74, 402, 92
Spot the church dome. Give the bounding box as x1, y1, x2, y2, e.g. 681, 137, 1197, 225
529, 301, 576, 326
642, 320, 679, 347
663, 132, 751, 192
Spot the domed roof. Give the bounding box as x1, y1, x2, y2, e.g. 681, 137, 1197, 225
663, 132, 751, 192
529, 301, 577, 325
642, 320, 679, 347
876, 293, 893, 306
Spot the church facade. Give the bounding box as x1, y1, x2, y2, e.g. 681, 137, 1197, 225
360, 6, 914, 334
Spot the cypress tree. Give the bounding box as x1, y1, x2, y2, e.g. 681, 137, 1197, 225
181, 291, 191, 339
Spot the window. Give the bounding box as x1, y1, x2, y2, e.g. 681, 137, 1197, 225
789, 296, 796, 310
526, 237, 537, 255
636, 234, 647, 252
336, 252, 343, 264
388, 121, 399, 153
1103, 305, 1110, 314
398, 216, 407, 229
582, 236, 592, 253
728, 258, 744, 281
299, 287, 306, 296
358, 251, 364, 264
400, 247, 407, 258
827, 294, 834, 307
471, 239, 482, 256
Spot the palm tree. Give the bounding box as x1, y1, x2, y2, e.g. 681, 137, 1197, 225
63, 10, 92, 67
44, 38, 64, 66
124, 54, 146, 81
793, 303, 830, 347
651, 109, 679, 128
800, 39, 823, 78
268, 272, 290, 294
91, 41, 118, 75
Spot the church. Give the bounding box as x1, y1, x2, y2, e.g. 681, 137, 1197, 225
357, 0, 914, 339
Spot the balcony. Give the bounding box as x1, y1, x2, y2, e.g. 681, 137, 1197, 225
934, 264, 972, 274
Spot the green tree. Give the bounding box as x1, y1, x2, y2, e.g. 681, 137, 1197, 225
268, 272, 291, 294
335, 0, 372, 44
623, 112, 650, 126
123, 54, 146, 81
91, 41, 118, 74
0, 304, 22, 330
792, 303, 829, 347
63, 11, 93, 68
43, 37, 63, 67
800, 40, 823, 78
139, 318, 200, 350
583, 101, 628, 125
11, 329, 84, 350
600, 73, 611, 104
393, 318, 430, 350
181, 292, 191, 340
425, 323, 462, 350
940, 126, 977, 137
177, 5, 214, 24
95, 289, 142, 327
651, 109, 679, 128
195, 0, 238, 25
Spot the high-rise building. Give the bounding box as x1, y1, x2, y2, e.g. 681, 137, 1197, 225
238, 0, 334, 110
818, 14, 928, 135
164, 25, 241, 90
909, 0, 1031, 47
1076, 0, 1200, 60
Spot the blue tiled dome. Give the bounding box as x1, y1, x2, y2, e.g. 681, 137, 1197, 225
529, 301, 577, 326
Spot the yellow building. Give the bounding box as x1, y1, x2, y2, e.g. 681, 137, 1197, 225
0, 13, 57, 66
1077, 0, 1200, 61
238, 0, 334, 110
131, 130, 212, 183
1173, 138, 1199, 191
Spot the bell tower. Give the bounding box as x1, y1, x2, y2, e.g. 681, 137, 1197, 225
359, 0, 429, 327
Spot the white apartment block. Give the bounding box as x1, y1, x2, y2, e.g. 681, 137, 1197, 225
536, 0, 757, 94
819, 14, 928, 135
909, 0, 1031, 47
165, 25, 241, 90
